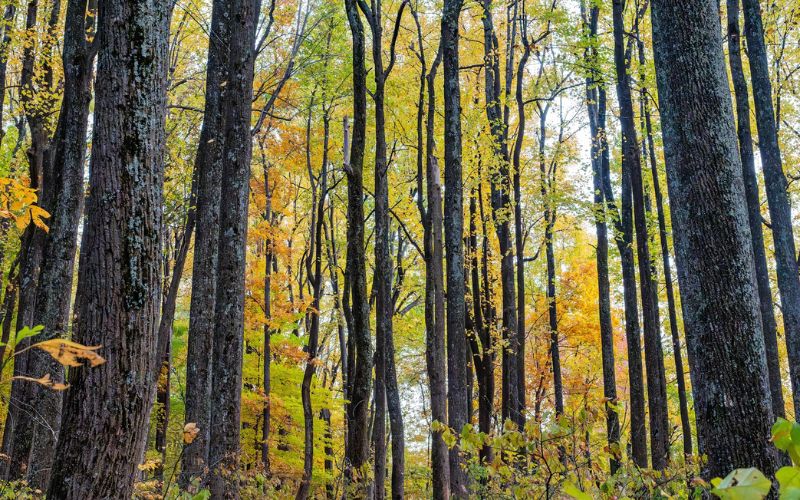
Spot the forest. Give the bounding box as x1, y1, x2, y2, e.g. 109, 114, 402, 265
0, 0, 796, 498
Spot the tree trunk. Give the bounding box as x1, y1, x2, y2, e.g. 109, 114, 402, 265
179, 0, 230, 486
481, 0, 521, 430
649, 0, 782, 479
206, 0, 258, 495
343, 1, 373, 494
582, 2, 620, 473
741, 0, 800, 415
46, 0, 170, 494
24, 0, 97, 488
442, 0, 469, 495
612, 0, 669, 469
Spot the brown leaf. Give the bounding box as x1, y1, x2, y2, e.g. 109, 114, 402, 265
32, 339, 106, 368
183, 422, 200, 444
12, 373, 69, 391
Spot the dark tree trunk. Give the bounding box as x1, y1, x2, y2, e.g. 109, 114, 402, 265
179, 0, 230, 486
612, 0, 669, 470
46, 0, 170, 495
5, 0, 60, 478
206, 0, 259, 495
262, 164, 274, 473
741, 0, 800, 415
24, 0, 98, 488
442, 0, 469, 495
412, 9, 450, 494
582, 2, 620, 473
649, 0, 782, 479
154, 342, 170, 481
481, 0, 521, 430
600, 91, 647, 469
343, 1, 373, 494
296, 108, 329, 500
0, 3, 16, 144
726, 0, 784, 420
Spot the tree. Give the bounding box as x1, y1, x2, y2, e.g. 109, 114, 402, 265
180, 0, 231, 484
343, 0, 373, 494
611, 0, 668, 469
442, 0, 469, 496
24, 0, 98, 488
649, 0, 782, 479
46, 0, 171, 495
741, 0, 800, 416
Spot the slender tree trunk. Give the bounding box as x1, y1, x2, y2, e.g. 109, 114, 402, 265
582, 1, 620, 473
443, 0, 469, 495
741, 0, 800, 415
612, 0, 669, 469
46, 0, 170, 494
343, 1, 373, 494
5, 0, 60, 477
179, 0, 231, 486
412, 11, 450, 494
206, 0, 259, 495
726, 0, 784, 420
649, 0, 782, 479
23, 0, 97, 488
481, 0, 521, 430
262, 164, 273, 473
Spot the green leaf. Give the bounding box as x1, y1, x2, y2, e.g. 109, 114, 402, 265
14, 325, 43, 345
773, 419, 793, 450
711, 468, 771, 499
777, 466, 800, 499
563, 481, 592, 500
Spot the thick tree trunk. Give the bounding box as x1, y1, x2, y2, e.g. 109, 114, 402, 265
583, 2, 620, 473
24, 0, 97, 488
649, 0, 782, 479
206, 0, 258, 495
442, 0, 469, 495
741, 0, 800, 415
343, 1, 373, 494
179, 0, 230, 486
46, 0, 170, 495
612, 0, 669, 470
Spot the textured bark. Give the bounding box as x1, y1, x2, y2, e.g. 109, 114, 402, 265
612, 0, 669, 470
481, 0, 521, 430
343, 1, 373, 493
206, 0, 258, 495
46, 0, 170, 495
5, 0, 60, 478
649, 0, 781, 479
442, 0, 469, 495
726, 0, 784, 420
412, 9, 450, 494
24, 0, 97, 488
582, 2, 620, 473
179, 0, 230, 485
741, 0, 800, 415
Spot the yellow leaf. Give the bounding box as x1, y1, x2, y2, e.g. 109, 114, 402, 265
183, 422, 200, 444
32, 339, 106, 367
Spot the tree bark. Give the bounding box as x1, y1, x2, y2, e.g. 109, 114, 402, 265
179, 0, 230, 486
343, 1, 373, 494
649, 0, 782, 479
582, 1, 620, 473
206, 0, 259, 495
46, 0, 170, 494
442, 0, 469, 495
741, 0, 800, 415
612, 0, 669, 470
24, 0, 97, 488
